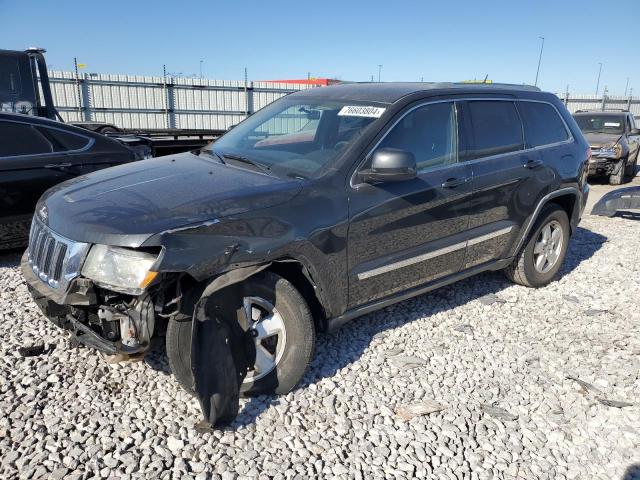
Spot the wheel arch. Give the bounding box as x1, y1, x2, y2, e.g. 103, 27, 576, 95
510, 187, 580, 257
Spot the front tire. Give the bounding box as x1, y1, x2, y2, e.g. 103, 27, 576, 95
609, 158, 626, 185
166, 271, 315, 396
504, 204, 570, 288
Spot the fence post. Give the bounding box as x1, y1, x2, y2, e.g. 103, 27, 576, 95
80, 73, 92, 122
166, 81, 176, 129
246, 81, 254, 117
627, 95, 632, 112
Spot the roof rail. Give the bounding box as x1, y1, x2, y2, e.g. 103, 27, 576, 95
575, 109, 629, 113
452, 82, 541, 92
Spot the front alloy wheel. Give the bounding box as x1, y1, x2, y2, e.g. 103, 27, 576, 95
166, 271, 315, 396
243, 296, 287, 383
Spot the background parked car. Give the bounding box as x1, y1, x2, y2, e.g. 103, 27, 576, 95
573, 110, 639, 185
0, 112, 147, 249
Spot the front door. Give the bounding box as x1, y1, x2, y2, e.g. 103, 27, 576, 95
347, 101, 472, 308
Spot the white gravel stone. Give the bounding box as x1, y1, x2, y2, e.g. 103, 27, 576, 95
1, 214, 639, 479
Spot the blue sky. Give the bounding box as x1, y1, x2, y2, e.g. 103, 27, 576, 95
1, 0, 638, 95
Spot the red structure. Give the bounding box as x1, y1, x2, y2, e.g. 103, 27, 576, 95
263, 78, 340, 86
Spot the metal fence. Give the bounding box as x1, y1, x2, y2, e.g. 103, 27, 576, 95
48, 70, 315, 130
556, 92, 640, 116
48, 70, 640, 130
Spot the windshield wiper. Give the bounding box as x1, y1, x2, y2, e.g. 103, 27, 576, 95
197, 149, 226, 164
220, 152, 272, 176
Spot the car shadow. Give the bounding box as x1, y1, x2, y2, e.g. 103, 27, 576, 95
0, 249, 22, 268
623, 464, 640, 480
3, 225, 608, 430
234, 225, 608, 427
294, 224, 607, 393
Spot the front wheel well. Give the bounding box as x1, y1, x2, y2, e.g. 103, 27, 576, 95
266, 260, 327, 331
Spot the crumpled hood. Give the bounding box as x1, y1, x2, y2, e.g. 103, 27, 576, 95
583, 132, 623, 148
39, 152, 302, 246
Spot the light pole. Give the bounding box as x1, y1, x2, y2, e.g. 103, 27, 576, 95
624, 77, 630, 97
595, 63, 603, 96
199, 60, 203, 79
534, 36, 544, 86
378, 64, 382, 82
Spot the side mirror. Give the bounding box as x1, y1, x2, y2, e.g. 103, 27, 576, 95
361, 148, 417, 183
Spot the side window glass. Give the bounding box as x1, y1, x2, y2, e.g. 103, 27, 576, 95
626, 115, 632, 133
376, 102, 457, 172
37, 127, 91, 152
0, 121, 53, 157
518, 102, 569, 148
466, 101, 523, 159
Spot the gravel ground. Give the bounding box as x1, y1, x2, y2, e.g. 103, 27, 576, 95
1, 214, 639, 480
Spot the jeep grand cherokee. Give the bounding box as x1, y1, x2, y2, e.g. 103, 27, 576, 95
22, 82, 590, 424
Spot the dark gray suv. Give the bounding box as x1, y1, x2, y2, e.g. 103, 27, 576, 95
22, 82, 590, 425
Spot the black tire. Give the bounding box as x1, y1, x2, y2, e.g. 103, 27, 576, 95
625, 154, 638, 179
504, 204, 570, 288
609, 158, 626, 185
166, 271, 315, 396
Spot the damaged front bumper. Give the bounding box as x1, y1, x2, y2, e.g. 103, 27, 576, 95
22, 253, 155, 355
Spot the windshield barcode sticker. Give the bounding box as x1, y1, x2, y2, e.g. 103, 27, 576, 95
338, 105, 386, 118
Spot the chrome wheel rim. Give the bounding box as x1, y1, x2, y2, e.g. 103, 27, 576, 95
242, 296, 287, 383
533, 220, 564, 274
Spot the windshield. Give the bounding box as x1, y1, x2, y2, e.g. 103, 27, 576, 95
207, 98, 383, 178
573, 114, 624, 135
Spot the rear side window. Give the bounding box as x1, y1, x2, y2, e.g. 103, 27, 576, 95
37, 126, 91, 152
0, 121, 52, 157
465, 101, 523, 159
376, 102, 458, 172
518, 102, 569, 147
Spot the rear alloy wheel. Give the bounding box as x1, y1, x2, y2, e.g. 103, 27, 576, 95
504, 204, 570, 288
532, 220, 564, 274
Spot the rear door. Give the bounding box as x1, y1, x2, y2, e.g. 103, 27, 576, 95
461, 99, 544, 268
347, 100, 472, 307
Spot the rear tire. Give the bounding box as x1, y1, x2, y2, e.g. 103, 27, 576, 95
504, 204, 570, 288
609, 158, 626, 185
166, 271, 315, 396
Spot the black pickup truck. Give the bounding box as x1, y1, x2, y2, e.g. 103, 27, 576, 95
22, 82, 589, 425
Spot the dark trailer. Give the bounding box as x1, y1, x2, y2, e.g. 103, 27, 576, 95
0, 48, 224, 157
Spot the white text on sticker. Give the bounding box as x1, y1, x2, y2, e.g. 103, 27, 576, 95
338, 105, 386, 118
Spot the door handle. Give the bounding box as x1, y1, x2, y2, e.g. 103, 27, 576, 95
44, 163, 72, 168
524, 159, 543, 169
441, 177, 468, 188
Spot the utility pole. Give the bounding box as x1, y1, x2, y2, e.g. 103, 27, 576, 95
73, 57, 82, 117
534, 36, 544, 86
624, 77, 630, 97
199, 60, 203, 79
370, 74, 374, 82
595, 63, 603, 96
378, 64, 382, 82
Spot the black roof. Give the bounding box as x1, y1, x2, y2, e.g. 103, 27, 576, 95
290, 82, 542, 104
